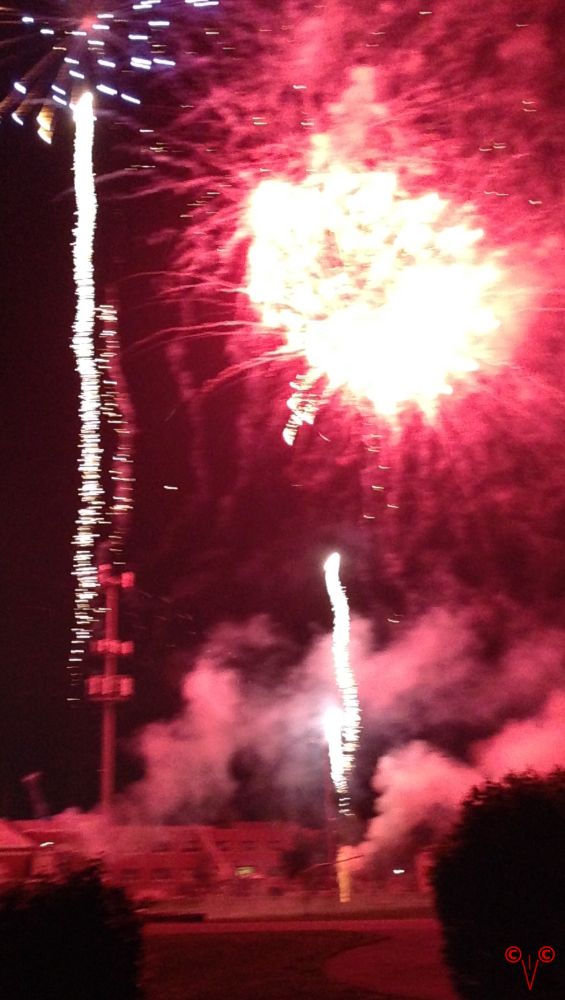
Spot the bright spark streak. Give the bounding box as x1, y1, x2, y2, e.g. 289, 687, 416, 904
323, 705, 345, 793
323, 552, 360, 815
70, 91, 103, 678
247, 147, 506, 443
98, 299, 136, 561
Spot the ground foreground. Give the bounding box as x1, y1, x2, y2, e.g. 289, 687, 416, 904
143, 917, 457, 1000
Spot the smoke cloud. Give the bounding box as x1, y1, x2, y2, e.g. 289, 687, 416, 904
118, 616, 333, 824
117, 602, 565, 858
359, 609, 565, 857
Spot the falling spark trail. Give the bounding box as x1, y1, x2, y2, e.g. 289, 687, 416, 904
0, 6, 180, 690
98, 297, 136, 567
69, 91, 103, 691
323, 551, 361, 815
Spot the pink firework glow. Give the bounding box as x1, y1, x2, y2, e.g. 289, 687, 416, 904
246, 137, 508, 443
136, 9, 554, 522
141, 21, 556, 453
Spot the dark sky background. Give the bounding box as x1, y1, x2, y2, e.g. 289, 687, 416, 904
2, 0, 565, 838
1, 121, 79, 815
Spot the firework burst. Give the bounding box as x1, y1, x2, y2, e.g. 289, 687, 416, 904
124, 1, 565, 613
143, 3, 557, 440
246, 137, 508, 445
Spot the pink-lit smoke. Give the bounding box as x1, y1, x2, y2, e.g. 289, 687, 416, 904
118, 617, 331, 824
112, 607, 565, 860
358, 608, 565, 857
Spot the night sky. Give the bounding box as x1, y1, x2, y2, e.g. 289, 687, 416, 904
1, 121, 77, 814
2, 0, 565, 850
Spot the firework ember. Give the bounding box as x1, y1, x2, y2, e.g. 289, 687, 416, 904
246, 138, 506, 444
323, 551, 360, 816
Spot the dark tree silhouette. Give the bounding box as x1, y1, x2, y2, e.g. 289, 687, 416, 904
431, 770, 565, 999
0, 865, 143, 1000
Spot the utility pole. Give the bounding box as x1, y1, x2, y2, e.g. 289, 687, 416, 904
21, 772, 49, 819
86, 563, 134, 816
323, 746, 336, 868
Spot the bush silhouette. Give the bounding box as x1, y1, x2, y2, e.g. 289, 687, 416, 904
431, 771, 565, 999
0, 864, 143, 1000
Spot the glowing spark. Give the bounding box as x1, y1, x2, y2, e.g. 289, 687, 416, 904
70, 91, 103, 687
323, 551, 360, 815
246, 143, 506, 443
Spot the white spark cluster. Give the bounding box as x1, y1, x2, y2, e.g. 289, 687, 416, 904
323, 551, 361, 815
246, 144, 505, 446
